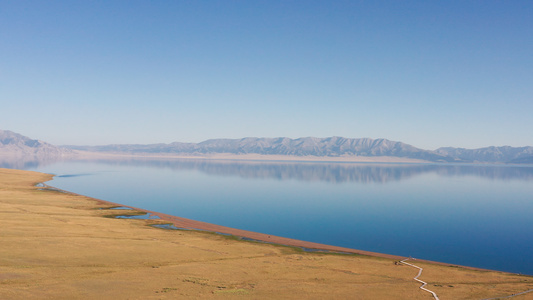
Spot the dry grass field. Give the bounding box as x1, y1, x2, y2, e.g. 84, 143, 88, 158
1, 168, 532, 299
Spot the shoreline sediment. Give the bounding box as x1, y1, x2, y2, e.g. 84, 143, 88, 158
3, 167, 533, 299
42, 181, 503, 274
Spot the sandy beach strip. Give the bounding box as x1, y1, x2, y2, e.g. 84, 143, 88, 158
43, 183, 507, 273
3, 168, 533, 299
44, 183, 404, 259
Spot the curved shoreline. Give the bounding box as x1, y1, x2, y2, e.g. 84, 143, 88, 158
44, 183, 401, 258
43, 181, 507, 274
5, 168, 533, 299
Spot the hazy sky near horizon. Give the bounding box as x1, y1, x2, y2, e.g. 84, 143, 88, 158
1, 1, 532, 149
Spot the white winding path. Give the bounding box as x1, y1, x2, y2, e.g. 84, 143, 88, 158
400, 258, 440, 300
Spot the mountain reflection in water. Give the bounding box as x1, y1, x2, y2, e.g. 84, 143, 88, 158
6, 155, 533, 275
5, 156, 533, 183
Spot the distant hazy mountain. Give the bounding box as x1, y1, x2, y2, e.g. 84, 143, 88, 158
3, 129, 532, 164
0, 130, 72, 157
66, 137, 456, 162
508, 156, 533, 164
436, 146, 533, 163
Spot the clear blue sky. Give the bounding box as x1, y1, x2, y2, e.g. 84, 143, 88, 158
1, 1, 532, 149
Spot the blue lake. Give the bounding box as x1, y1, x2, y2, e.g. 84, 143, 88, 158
12, 158, 533, 275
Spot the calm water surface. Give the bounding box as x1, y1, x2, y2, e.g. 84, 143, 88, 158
17, 158, 533, 275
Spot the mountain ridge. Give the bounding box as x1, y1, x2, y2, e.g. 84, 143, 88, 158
2, 129, 532, 164
0, 130, 73, 157
436, 146, 533, 163
64, 136, 457, 162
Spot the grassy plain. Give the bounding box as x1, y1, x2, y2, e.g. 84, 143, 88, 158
1, 168, 532, 299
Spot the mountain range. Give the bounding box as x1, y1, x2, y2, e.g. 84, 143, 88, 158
1, 129, 532, 164
436, 146, 533, 163
65, 136, 456, 162
0, 130, 72, 157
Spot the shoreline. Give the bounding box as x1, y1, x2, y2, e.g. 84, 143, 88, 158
43, 181, 504, 274
72, 150, 433, 164
3, 167, 533, 299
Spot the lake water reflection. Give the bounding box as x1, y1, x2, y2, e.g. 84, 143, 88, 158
13, 157, 533, 275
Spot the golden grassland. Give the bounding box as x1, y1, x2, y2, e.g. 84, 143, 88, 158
0, 168, 532, 299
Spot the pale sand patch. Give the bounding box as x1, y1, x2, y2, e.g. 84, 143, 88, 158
1, 168, 532, 299
73, 150, 430, 163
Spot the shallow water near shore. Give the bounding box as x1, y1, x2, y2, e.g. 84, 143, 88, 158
20, 158, 533, 275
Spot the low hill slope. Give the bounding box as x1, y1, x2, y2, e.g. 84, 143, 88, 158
436, 146, 533, 163
0, 130, 72, 157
